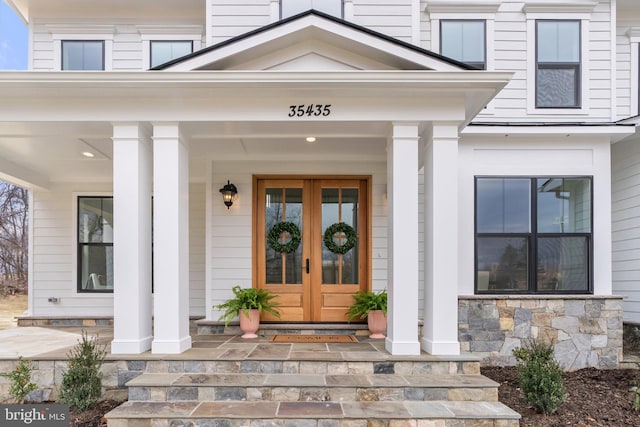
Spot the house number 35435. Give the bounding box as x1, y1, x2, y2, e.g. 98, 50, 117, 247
288, 104, 332, 117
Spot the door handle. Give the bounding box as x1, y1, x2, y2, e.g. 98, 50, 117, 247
306, 258, 310, 274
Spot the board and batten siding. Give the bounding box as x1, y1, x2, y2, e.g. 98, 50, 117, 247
209, 160, 393, 320
30, 182, 206, 317
612, 136, 640, 324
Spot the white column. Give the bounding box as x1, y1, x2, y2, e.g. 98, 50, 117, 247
385, 122, 421, 356
422, 123, 460, 355
151, 123, 192, 354
111, 123, 153, 354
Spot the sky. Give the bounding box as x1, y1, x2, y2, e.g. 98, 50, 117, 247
0, 1, 28, 70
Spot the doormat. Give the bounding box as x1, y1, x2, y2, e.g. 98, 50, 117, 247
269, 334, 358, 343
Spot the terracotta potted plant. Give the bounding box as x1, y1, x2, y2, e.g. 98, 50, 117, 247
215, 285, 280, 338
346, 289, 387, 339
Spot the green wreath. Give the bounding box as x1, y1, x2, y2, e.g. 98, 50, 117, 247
267, 221, 302, 254
323, 222, 357, 255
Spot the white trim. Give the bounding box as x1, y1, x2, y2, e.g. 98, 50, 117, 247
611, 0, 617, 122
270, 0, 279, 22
344, 0, 354, 21
425, 1, 500, 14
71, 191, 114, 299
141, 37, 202, 70
206, 0, 213, 46
204, 160, 214, 320
411, 0, 420, 46
526, 16, 590, 115
52, 36, 114, 71
629, 28, 640, 117
523, 1, 598, 15
27, 191, 34, 316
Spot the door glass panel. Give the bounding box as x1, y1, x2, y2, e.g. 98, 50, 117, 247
321, 187, 359, 284
265, 188, 303, 284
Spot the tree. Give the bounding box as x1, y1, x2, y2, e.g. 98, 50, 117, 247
0, 181, 28, 293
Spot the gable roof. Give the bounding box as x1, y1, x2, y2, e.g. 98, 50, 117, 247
153, 9, 474, 72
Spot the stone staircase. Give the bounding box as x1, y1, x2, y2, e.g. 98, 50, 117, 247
105, 332, 519, 427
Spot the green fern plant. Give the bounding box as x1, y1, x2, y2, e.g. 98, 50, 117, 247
346, 289, 387, 321
513, 338, 566, 415
0, 356, 37, 403
216, 285, 281, 326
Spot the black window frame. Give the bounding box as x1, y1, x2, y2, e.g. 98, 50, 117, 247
149, 40, 194, 68
440, 19, 486, 70
280, 0, 343, 19
474, 176, 593, 295
77, 196, 113, 293
61, 40, 105, 71
535, 20, 581, 109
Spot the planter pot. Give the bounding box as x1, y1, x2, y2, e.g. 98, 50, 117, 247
367, 310, 387, 339
239, 309, 260, 338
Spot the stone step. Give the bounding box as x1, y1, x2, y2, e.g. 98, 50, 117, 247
126, 372, 499, 403
116, 355, 481, 377
195, 321, 371, 336
106, 400, 521, 427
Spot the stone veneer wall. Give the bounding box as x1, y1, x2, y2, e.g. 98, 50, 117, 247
458, 296, 623, 370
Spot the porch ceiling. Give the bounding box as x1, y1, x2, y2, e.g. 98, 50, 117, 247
0, 120, 389, 187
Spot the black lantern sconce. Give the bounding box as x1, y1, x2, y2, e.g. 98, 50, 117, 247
219, 180, 238, 209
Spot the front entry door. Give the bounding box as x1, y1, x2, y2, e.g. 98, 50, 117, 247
256, 177, 369, 322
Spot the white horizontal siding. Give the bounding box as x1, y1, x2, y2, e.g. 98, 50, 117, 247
31, 183, 113, 316
31, 182, 207, 317
612, 136, 640, 323
353, 1, 413, 42
209, 0, 271, 44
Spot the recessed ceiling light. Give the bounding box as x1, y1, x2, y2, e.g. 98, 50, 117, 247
306, 137, 316, 143
82, 151, 95, 158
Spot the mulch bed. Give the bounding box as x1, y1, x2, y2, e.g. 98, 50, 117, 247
483, 366, 640, 426
68, 400, 123, 427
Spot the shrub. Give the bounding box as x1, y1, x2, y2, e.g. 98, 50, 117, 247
512, 339, 566, 415
58, 331, 106, 412
0, 356, 37, 403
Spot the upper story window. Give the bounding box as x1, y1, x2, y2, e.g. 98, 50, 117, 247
475, 177, 592, 294
62, 40, 104, 70
281, 0, 342, 19
150, 40, 193, 68
536, 20, 581, 108
440, 20, 485, 70
78, 196, 113, 293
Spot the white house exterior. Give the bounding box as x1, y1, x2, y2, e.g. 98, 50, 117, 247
1, 0, 638, 369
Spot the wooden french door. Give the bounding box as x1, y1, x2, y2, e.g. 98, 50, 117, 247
255, 177, 369, 322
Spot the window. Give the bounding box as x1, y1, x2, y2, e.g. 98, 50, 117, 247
536, 20, 581, 108
78, 197, 113, 292
62, 40, 104, 70
440, 20, 486, 70
150, 40, 193, 68
281, 0, 342, 19
475, 177, 592, 294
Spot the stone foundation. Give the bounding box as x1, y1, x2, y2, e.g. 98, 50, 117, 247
458, 295, 623, 370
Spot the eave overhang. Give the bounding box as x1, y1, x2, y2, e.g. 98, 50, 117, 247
0, 70, 512, 126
